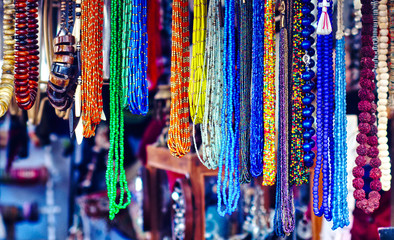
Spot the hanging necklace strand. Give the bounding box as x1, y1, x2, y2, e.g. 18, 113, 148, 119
353, 0, 382, 214
200, 0, 224, 170
376, 0, 391, 191
167, 0, 191, 158
127, 0, 149, 115
0, 0, 15, 117
80, 0, 104, 137
107, 0, 132, 220
289, 0, 309, 186
189, 0, 207, 124
217, 0, 240, 216
274, 1, 295, 236
239, 0, 253, 183
332, 0, 350, 229
262, 0, 276, 186
250, 0, 265, 178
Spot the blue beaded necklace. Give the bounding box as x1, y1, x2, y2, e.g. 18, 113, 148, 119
127, 0, 149, 115
250, 0, 265, 177
313, 0, 334, 221
217, 0, 240, 216
332, 0, 349, 228
300, 0, 316, 168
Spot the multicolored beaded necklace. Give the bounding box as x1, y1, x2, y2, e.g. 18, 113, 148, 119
289, 0, 309, 186
262, 0, 276, 186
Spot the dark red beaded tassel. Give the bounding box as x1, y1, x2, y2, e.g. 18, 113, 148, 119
14, 0, 39, 110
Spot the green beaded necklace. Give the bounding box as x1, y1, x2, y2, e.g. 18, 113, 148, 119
106, 0, 131, 220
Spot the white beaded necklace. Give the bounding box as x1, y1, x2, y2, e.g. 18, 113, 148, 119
376, 0, 391, 191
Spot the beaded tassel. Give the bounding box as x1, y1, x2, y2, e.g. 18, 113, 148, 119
107, 0, 132, 220
332, 0, 350, 228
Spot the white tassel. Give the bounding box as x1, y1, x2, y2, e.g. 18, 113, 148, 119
73, 0, 82, 117
316, 0, 332, 35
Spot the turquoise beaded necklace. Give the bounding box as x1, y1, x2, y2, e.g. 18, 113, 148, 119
107, 0, 132, 220
332, 0, 349, 228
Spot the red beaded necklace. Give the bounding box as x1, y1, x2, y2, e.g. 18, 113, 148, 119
14, 0, 39, 110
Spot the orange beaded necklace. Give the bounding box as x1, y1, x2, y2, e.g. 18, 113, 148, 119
80, 0, 104, 137
167, 0, 191, 158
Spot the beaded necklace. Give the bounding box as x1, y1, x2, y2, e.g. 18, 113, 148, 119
313, 0, 334, 220
300, 0, 316, 169
217, 0, 240, 216
107, 0, 132, 220
200, 0, 223, 170
167, 0, 191, 158
289, 0, 308, 186
0, 0, 15, 117
262, 0, 276, 186
239, 0, 252, 183
274, 1, 295, 236
80, 0, 104, 137
353, 0, 382, 214
376, 0, 391, 191
127, 0, 149, 115
332, 0, 350, 229
189, 0, 207, 124
250, 0, 264, 178
121, 0, 131, 108
389, 0, 394, 107
14, 0, 40, 110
